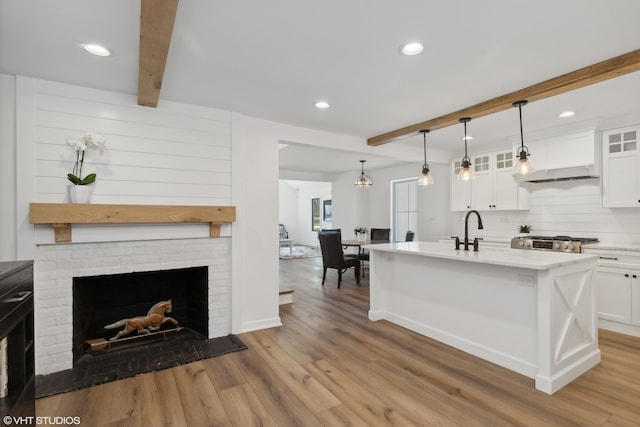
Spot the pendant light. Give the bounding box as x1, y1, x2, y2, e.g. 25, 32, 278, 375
354, 160, 373, 187
456, 117, 475, 181
512, 100, 535, 175
418, 130, 434, 186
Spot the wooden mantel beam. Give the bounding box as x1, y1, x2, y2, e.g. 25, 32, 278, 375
138, 0, 179, 107
29, 203, 236, 243
367, 48, 640, 146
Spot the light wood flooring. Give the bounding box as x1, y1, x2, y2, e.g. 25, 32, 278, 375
37, 256, 640, 426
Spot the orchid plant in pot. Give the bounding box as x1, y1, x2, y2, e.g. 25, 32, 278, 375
66, 132, 106, 203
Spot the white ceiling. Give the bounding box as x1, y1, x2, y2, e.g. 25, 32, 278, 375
2, 0, 640, 176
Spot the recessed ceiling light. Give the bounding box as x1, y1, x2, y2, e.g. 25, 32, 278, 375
314, 101, 330, 109
461, 135, 474, 141
79, 43, 111, 57
558, 111, 575, 118
402, 42, 424, 56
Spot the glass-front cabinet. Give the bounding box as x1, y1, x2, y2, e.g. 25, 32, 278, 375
450, 148, 529, 211
602, 126, 640, 208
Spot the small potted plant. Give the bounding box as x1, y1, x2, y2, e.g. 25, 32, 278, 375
519, 225, 531, 234
354, 226, 368, 242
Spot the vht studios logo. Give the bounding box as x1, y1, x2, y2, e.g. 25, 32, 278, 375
3, 416, 81, 425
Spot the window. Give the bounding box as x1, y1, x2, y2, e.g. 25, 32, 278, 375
392, 178, 419, 242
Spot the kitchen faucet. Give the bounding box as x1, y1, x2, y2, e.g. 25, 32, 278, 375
464, 210, 484, 251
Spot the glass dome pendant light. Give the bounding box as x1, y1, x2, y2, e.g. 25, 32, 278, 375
456, 117, 475, 181
512, 100, 535, 175
418, 130, 434, 186
354, 160, 373, 187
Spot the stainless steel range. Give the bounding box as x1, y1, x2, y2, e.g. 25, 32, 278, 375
510, 235, 599, 253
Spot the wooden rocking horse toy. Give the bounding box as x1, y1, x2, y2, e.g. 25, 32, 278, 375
104, 300, 179, 341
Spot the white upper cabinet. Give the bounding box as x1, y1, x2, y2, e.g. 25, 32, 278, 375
450, 159, 471, 211
512, 130, 599, 183
602, 125, 640, 207
528, 130, 598, 169
450, 148, 529, 211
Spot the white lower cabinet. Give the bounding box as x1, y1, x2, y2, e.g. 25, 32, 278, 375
633, 276, 640, 326
584, 248, 640, 334
594, 266, 633, 324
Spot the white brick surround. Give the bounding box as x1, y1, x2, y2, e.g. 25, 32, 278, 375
34, 237, 231, 375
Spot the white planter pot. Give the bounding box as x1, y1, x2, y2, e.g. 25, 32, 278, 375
69, 185, 93, 203
357, 233, 367, 243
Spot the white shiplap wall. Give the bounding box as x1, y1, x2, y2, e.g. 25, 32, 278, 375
526, 179, 640, 244
32, 79, 231, 205
451, 178, 640, 245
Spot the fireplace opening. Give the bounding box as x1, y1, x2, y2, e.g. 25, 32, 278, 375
72, 266, 208, 365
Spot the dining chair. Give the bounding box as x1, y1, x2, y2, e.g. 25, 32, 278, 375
360, 228, 391, 277
318, 231, 360, 288
370, 228, 391, 241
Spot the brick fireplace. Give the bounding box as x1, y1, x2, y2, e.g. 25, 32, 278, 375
72, 265, 209, 365
33, 237, 231, 375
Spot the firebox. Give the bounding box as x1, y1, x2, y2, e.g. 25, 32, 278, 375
72, 266, 208, 365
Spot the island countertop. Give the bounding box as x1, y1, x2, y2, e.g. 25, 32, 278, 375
362, 241, 596, 270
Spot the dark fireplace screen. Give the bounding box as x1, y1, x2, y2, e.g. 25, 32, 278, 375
72, 266, 208, 365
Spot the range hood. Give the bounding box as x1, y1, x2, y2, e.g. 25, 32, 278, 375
511, 129, 600, 184
513, 165, 599, 183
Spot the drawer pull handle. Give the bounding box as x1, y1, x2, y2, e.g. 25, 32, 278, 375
598, 256, 618, 260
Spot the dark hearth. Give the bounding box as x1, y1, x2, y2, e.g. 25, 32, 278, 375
35, 331, 246, 398
72, 267, 208, 365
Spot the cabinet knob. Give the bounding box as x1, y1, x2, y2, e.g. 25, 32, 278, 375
634, 275, 637, 279
625, 273, 630, 277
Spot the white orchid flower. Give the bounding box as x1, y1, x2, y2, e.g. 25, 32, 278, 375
84, 132, 107, 149
65, 131, 106, 186
66, 137, 85, 151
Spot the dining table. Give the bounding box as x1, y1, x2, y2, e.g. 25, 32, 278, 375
342, 239, 389, 277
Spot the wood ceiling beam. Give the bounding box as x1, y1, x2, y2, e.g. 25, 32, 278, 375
138, 0, 179, 107
367, 48, 640, 146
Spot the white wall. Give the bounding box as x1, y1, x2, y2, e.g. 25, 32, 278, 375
27, 80, 232, 205
279, 180, 332, 246
14, 77, 233, 253
448, 178, 640, 246
331, 162, 451, 242
230, 113, 281, 332
0, 74, 16, 261
296, 182, 331, 247
278, 181, 299, 241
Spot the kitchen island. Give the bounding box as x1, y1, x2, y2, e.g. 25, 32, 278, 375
364, 241, 599, 394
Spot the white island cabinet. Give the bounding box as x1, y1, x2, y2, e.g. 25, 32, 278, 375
364, 241, 599, 394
